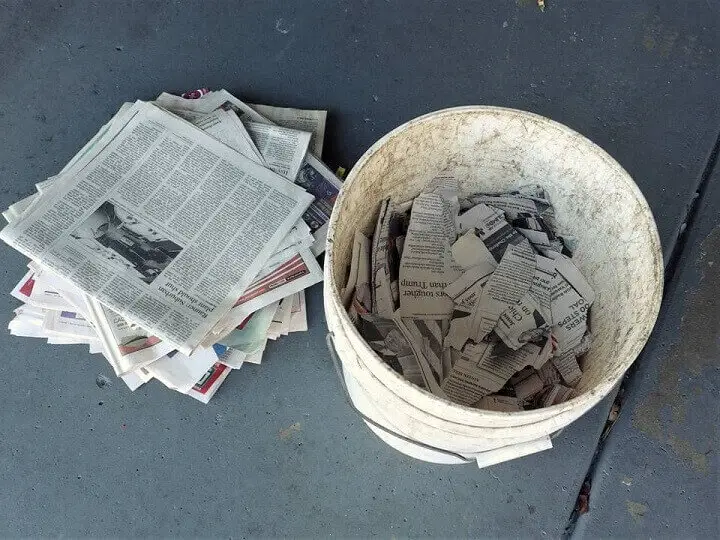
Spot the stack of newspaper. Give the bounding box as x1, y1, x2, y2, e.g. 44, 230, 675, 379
344, 180, 595, 411
3, 88, 342, 403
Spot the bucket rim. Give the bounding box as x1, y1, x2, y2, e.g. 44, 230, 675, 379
325, 105, 663, 419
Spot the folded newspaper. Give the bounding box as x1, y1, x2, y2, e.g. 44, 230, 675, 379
3, 88, 342, 403
346, 181, 594, 411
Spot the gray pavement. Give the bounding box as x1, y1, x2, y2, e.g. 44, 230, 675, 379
574, 148, 720, 538
0, 0, 718, 537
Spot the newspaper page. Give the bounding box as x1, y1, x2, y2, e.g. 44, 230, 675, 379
217, 346, 249, 368
145, 347, 218, 393
459, 203, 527, 262
289, 291, 308, 332
401, 318, 445, 380
370, 199, 391, 314
209, 248, 322, 339
540, 384, 576, 407
220, 300, 278, 352
470, 240, 536, 341
450, 230, 497, 270
41, 309, 97, 340
11, 268, 70, 311
399, 192, 462, 319
510, 368, 545, 400
5, 102, 258, 226
551, 351, 583, 386
191, 109, 265, 163
342, 230, 363, 307
154, 89, 267, 124
249, 103, 326, 156
267, 295, 293, 339
294, 155, 342, 255
187, 361, 231, 403
120, 368, 150, 391
347, 231, 372, 324
549, 270, 590, 353
85, 298, 175, 376
462, 193, 540, 221
0, 102, 314, 354
494, 292, 548, 350
475, 394, 523, 412
243, 121, 311, 180
358, 313, 444, 396
441, 340, 542, 405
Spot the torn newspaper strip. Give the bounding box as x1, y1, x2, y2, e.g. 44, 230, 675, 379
398, 191, 461, 319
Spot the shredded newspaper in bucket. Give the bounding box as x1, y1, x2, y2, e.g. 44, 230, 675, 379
346, 180, 594, 410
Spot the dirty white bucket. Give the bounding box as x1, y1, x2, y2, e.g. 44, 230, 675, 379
324, 106, 663, 467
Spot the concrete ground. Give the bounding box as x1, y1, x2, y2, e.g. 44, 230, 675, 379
0, 1, 717, 537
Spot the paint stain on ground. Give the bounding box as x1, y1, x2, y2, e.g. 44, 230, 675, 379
279, 422, 301, 440
275, 18, 291, 34
626, 500, 648, 521
632, 227, 719, 474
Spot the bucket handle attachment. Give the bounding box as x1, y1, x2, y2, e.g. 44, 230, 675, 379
326, 332, 474, 464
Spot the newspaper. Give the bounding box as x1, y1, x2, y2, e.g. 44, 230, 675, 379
540, 384, 575, 407
249, 103, 326, 156
209, 248, 322, 339
510, 368, 545, 400
243, 121, 311, 180
351, 187, 593, 411
398, 192, 461, 319
549, 270, 590, 353
346, 231, 372, 323
342, 230, 363, 306
120, 368, 152, 391
402, 318, 445, 379
371, 200, 403, 317
41, 309, 96, 340
289, 291, 308, 333
475, 394, 524, 412
0, 102, 313, 354
4, 90, 325, 403
470, 240, 536, 340
11, 268, 71, 311
494, 292, 548, 350
158, 90, 340, 255
187, 361, 232, 403
459, 203, 526, 261
450, 230, 497, 270
85, 298, 175, 376
441, 340, 544, 405
359, 313, 444, 396
551, 351, 583, 386
267, 295, 293, 339
217, 346, 251, 368
295, 155, 342, 255
220, 300, 278, 352
154, 89, 267, 124
192, 108, 265, 163
145, 347, 218, 393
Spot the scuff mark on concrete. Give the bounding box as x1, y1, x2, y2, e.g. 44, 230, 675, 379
279, 422, 302, 440
626, 500, 648, 521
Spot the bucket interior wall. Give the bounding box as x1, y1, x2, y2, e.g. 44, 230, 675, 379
330, 107, 662, 399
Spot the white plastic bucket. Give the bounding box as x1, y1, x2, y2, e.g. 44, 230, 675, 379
324, 106, 663, 466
